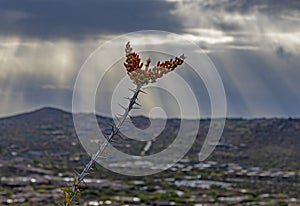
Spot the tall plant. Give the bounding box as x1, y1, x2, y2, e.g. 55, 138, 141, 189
61, 42, 185, 205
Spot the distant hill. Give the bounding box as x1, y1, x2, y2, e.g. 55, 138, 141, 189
0, 107, 299, 169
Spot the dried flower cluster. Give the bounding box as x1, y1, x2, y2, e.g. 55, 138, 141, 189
124, 41, 185, 85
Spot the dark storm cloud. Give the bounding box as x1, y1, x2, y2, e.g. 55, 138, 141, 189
0, 0, 181, 39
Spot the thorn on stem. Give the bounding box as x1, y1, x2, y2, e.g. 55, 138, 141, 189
139, 89, 148, 94
128, 88, 136, 93
134, 101, 141, 107
118, 104, 127, 110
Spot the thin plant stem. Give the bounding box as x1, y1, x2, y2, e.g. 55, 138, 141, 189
63, 84, 142, 206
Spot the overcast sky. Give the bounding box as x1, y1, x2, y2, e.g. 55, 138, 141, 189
0, 0, 299, 118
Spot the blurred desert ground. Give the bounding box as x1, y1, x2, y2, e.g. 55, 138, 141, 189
0, 107, 299, 205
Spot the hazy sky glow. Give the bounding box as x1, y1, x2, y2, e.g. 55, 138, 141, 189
0, 0, 299, 118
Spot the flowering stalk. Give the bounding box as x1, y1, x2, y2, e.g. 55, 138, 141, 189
61, 42, 185, 205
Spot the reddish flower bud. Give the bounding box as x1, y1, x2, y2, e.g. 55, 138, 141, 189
124, 42, 185, 86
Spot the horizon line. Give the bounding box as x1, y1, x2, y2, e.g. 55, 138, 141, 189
0, 106, 299, 120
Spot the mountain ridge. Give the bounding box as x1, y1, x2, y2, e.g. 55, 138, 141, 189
0, 107, 299, 169
1, 107, 298, 121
